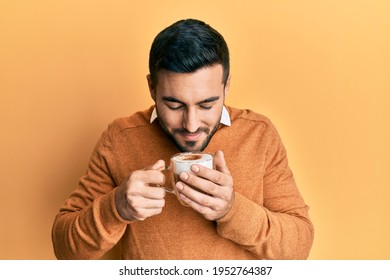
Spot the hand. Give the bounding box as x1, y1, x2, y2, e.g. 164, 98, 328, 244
175, 150, 234, 220
115, 160, 166, 221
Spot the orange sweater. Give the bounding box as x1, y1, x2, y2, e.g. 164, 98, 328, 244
52, 106, 314, 259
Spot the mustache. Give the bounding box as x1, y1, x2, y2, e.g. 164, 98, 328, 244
172, 127, 210, 135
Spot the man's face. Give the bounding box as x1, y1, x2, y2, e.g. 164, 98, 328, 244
148, 64, 230, 152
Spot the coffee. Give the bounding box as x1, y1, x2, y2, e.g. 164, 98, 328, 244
178, 154, 202, 161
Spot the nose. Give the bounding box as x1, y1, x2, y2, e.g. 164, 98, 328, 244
183, 108, 200, 133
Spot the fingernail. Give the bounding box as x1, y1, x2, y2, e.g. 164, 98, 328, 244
180, 172, 189, 181
176, 182, 184, 191
191, 165, 199, 173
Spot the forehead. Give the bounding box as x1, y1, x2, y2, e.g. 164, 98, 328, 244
155, 64, 225, 102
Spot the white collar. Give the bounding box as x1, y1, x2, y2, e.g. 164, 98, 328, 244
150, 105, 231, 126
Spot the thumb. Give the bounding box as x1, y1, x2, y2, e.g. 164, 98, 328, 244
146, 159, 166, 171
213, 150, 230, 175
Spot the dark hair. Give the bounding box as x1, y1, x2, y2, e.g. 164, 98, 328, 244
149, 19, 230, 86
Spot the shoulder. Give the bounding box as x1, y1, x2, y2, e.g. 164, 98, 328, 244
225, 106, 281, 142
225, 106, 286, 151
227, 106, 273, 127
106, 106, 154, 134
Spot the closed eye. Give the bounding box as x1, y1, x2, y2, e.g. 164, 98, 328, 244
197, 96, 219, 110
199, 104, 213, 110
165, 101, 184, 110
168, 104, 184, 110
162, 97, 185, 110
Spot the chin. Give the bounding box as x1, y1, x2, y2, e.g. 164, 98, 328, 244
173, 140, 200, 152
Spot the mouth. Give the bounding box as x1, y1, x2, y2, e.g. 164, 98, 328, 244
180, 131, 203, 142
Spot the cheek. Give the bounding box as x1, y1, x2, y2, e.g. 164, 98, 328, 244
158, 107, 182, 128
202, 109, 221, 126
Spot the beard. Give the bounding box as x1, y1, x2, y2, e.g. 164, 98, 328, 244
156, 109, 221, 152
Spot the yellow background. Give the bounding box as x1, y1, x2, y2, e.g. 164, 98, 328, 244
1, 0, 389, 259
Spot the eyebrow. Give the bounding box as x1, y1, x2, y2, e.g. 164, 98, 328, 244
162, 96, 220, 105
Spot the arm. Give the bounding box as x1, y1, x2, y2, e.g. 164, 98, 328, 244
175, 125, 314, 259
216, 192, 313, 259
216, 126, 314, 259
52, 129, 128, 259
51, 127, 167, 259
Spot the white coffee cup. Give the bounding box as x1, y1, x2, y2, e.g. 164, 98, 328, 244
161, 152, 214, 206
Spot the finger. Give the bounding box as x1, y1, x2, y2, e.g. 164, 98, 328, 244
134, 197, 166, 209
127, 184, 166, 200
213, 150, 231, 175
145, 159, 166, 171
177, 189, 221, 220
132, 207, 165, 221
127, 174, 166, 199
176, 180, 217, 208
178, 171, 217, 196
140, 185, 166, 199
189, 164, 232, 187
131, 169, 166, 186
179, 193, 211, 212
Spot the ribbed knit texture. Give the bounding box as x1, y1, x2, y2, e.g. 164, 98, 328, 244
52, 106, 314, 259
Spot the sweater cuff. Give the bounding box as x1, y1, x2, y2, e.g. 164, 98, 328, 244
99, 188, 133, 226
216, 192, 266, 244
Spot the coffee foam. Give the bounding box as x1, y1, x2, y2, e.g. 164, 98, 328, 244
173, 153, 212, 162
171, 153, 213, 174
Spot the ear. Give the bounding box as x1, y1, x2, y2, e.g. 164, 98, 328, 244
146, 74, 156, 102
224, 74, 231, 98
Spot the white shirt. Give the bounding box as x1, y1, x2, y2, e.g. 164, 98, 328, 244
150, 105, 231, 126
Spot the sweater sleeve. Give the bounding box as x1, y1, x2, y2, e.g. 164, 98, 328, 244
52, 127, 130, 260
216, 123, 314, 259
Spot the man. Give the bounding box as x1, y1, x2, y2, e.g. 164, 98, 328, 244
52, 19, 314, 259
